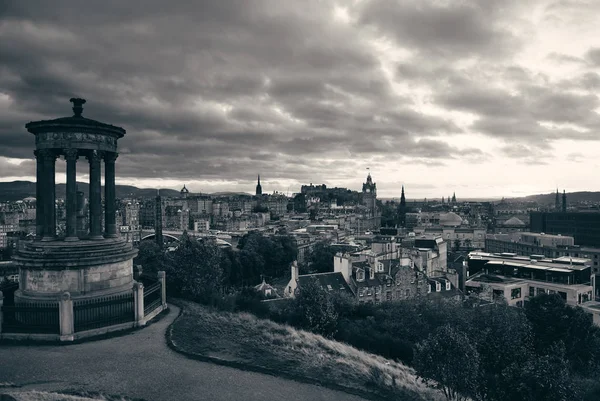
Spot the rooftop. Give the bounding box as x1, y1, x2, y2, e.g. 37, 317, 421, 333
468, 251, 591, 271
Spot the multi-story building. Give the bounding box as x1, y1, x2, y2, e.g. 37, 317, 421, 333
118, 200, 140, 231
139, 198, 157, 228
466, 251, 594, 308
411, 236, 448, 278
266, 194, 289, 218
193, 218, 210, 232
289, 231, 315, 266
413, 226, 486, 249
0, 224, 18, 249
530, 211, 600, 247
485, 232, 600, 275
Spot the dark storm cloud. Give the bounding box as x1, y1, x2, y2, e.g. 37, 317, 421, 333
1, 0, 471, 185
1, 0, 598, 189
356, 0, 522, 59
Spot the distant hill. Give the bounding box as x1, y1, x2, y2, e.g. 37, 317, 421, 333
210, 192, 253, 197
509, 191, 600, 205
0, 181, 181, 202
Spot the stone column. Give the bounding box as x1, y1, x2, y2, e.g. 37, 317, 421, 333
59, 291, 74, 341
34, 150, 44, 240
158, 270, 167, 307
0, 290, 3, 334
76, 191, 86, 238
87, 150, 104, 240
133, 282, 145, 327
104, 152, 118, 238
134, 265, 143, 280
64, 148, 79, 241
41, 149, 57, 241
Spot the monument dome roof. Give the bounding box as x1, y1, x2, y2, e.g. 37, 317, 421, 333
439, 212, 463, 227
25, 98, 125, 138
503, 217, 526, 226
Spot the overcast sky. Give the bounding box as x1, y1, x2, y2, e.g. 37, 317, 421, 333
1, 0, 599, 199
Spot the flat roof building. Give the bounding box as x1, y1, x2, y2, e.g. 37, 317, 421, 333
466, 251, 594, 308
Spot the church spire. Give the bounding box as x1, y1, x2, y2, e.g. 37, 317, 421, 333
400, 185, 406, 207
562, 190, 567, 213
256, 174, 262, 196
555, 188, 560, 211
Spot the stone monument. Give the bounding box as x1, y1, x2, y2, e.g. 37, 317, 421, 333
12, 98, 138, 303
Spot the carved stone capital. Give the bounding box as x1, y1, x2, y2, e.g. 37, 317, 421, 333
38, 149, 57, 163
63, 148, 79, 161
86, 150, 105, 163
104, 152, 118, 163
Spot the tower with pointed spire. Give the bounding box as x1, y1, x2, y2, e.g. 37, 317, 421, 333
180, 184, 189, 199
255, 174, 262, 196
451, 192, 457, 204
562, 190, 567, 213
400, 185, 406, 208
361, 172, 380, 230
398, 185, 407, 227
555, 189, 560, 211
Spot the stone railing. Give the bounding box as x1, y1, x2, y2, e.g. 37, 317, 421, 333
0, 271, 167, 342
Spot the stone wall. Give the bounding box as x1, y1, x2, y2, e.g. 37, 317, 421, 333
20, 259, 133, 297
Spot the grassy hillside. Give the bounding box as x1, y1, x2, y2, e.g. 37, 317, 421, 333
0, 390, 144, 401
169, 301, 444, 401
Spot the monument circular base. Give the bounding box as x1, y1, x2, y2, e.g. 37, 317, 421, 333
13, 237, 138, 300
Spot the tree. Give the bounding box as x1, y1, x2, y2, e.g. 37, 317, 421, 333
235, 232, 297, 285
133, 240, 164, 274
525, 293, 600, 375
466, 304, 534, 401
292, 277, 339, 337
500, 342, 573, 401
307, 240, 336, 273
163, 232, 223, 305
413, 325, 479, 401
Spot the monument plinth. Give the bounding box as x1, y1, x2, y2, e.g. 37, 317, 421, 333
13, 99, 138, 303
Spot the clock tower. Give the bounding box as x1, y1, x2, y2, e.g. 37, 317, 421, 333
362, 173, 377, 211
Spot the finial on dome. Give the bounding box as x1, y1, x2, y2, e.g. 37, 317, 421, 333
69, 98, 86, 117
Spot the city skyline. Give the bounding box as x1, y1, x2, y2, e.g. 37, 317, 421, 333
1, 1, 600, 199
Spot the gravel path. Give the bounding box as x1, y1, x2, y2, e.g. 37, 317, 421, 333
0, 305, 366, 401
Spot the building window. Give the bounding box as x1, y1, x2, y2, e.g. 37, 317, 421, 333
405, 289, 410, 297
511, 288, 521, 299
357, 270, 365, 281
386, 292, 392, 301
529, 287, 535, 297
367, 288, 372, 296
359, 289, 364, 297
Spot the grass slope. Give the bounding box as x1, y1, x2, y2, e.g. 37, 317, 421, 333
1, 390, 145, 401
169, 301, 443, 401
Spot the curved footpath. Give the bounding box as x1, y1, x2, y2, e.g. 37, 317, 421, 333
0, 305, 366, 401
